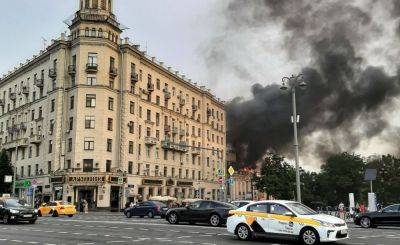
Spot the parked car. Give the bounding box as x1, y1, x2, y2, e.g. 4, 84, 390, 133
166, 200, 236, 227
354, 204, 400, 228
124, 201, 168, 218
38, 201, 77, 217
0, 198, 38, 224
231, 200, 253, 208
227, 200, 348, 245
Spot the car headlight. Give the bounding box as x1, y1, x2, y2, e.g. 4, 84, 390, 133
34, 209, 38, 213
10, 209, 20, 214
314, 219, 336, 228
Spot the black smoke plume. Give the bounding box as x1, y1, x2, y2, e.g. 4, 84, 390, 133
211, 0, 400, 167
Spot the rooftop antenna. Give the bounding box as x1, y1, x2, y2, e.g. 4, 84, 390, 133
41, 37, 47, 50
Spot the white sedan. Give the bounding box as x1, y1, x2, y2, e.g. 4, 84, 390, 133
227, 200, 348, 245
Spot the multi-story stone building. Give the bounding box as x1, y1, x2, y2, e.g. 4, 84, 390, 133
0, 0, 226, 210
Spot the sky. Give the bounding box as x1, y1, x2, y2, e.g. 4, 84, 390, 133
0, 0, 299, 100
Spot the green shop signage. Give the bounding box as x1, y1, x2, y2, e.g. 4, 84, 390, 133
15, 180, 31, 189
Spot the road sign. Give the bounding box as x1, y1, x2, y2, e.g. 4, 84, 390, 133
228, 166, 235, 176
118, 177, 124, 185
4, 175, 12, 183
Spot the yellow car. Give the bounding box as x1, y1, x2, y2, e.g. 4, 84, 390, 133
38, 201, 76, 217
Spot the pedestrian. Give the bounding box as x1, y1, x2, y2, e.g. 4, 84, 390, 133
338, 202, 345, 220
83, 199, 88, 214
360, 203, 366, 213
79, 200, 84, 214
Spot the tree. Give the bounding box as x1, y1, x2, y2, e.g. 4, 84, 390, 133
317, 152, 365, 206
0, 149, 13, 195
253, 153, 296, 200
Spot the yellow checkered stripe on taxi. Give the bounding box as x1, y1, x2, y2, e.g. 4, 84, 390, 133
229, 210, 320, 227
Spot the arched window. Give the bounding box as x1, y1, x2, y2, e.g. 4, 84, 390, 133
111, 33, 115, 42
98, 28, 103, 38
91, 28, 96, 37
101, 0, 106, 10
85, 0, 90, 8
85, 27, 90, 37
108, 0, 112, 11
93, 0, 98, 9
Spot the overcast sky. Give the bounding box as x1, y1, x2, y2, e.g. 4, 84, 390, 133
0, 0, 301, 101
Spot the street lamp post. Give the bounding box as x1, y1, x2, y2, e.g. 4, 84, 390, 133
280, 74, 307, 203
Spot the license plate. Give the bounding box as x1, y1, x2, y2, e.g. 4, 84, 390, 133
23, 214, 32, 218
341, 230, 348, 235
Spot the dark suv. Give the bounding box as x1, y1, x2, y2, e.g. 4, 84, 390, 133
0, 198, 38, 224
124, 201, 168, 218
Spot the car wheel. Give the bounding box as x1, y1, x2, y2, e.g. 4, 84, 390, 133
3, 214, 9, 224
29, 220, 36, 224
38, 211, 42, 217
360, 217, 372, 228
236, 224, 251, 240
52, 211, 59, 217
68, 214, 73, 218
167, 212, 179, 224
300, 228, 320, 245
209, 214, 221, 227
126, 211, 132, 218
147, 211, 154, 218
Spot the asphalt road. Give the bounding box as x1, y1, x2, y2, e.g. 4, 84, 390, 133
0, 213, 399, 245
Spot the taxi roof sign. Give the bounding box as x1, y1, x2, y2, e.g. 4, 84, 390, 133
228, 166, 235, 176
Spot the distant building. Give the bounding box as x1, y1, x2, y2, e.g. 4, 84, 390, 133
0, 0, 226, 210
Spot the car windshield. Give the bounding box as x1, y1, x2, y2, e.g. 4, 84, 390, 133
286, 202, 317, 215
152, 201, 167, 207
5, 199, 30, 208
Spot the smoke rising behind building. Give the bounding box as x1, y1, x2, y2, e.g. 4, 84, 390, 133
207, 0, 400, 168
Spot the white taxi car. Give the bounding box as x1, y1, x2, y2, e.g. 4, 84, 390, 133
227, 200, 348, 245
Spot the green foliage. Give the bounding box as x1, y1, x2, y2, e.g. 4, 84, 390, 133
253, 153, 296, 200
0, 149, 13, 194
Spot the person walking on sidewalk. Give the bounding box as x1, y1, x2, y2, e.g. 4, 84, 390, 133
83, 199, 89, 214
338, 202, 345, 220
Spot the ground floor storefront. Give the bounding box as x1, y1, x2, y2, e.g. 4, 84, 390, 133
15, 173, 225, 210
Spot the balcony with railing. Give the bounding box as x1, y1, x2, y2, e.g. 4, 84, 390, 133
131, 73, 138, 83
30, 134, 42, 144
19, 122, 27, 131
34, 78, 44, 87
172, 126, 178, 134
164, 125, 171, 132
109, 67, 118, 78
16, 138, 29, 148
144, 137, 157, 145
68, 65, 76, 75
179, 129, 185, 136
192, 147, 201, 155
164, 91, 171, 100
179, 98, 186, 107
48, 68, 57, 79
86, 63, 98, 73
22, 86, 29, 94
9, 92, 16, 101
147, 83, 154, 92
192, 104, 198, 111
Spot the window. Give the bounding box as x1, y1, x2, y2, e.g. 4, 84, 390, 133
107, 138, 112, 152
51, 99, 55, 112
88, 53, 98, 65
129, 141, 134, 154
130, 101, 134, 114
85, 116, 95, 129
138, 144, 141, 156
108, 97, 114, 110
84, 137, 95, 150
139, 69, 143, 81
91, 28, 96, 37
146, 109, 151, 121
146, 145, 150, 158
28, 165, 31, 177
106, 160, 111, 172
69, 117, 73, 130
48, 140, 53, 153
156, 79, 160, 90
101, 0, 106, 10
85, 27, 90, 36
83, 159, 93, 172
98, 28, 103, 37
128, 161, 133, 174
155, 147, 159, 159
86, 94, 96, 107
109, 80, 114, 89
70, 96, 74, 109
382, 205, 400, 213
107, 118, 113, 131
269, 204, 291, 215
248, 203, 268, 213
36, 145, 40, 157
47, 161, 52, 174
87, 75, 96, 85
68, 138, 72, 152
139, 106, 142, 118
128, 121, 134, 133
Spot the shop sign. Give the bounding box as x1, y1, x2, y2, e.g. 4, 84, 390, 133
166, 179, 174, 186
68, 176, 105, 183
51, 176, 64, 183
4, 175, 12, 183
176, 181, 193, 187
15, 180, 31, 189
109, 176, 126, 184
142, 179, 163, 185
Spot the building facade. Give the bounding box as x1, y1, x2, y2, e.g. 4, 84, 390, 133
0, 0, 226, 210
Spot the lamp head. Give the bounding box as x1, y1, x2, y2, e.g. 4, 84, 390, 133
298, 81, 307, 89
280, 82, 288, 91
